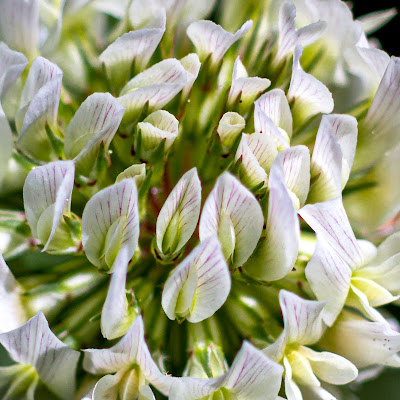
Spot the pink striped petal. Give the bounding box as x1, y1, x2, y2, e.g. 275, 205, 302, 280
17, 57, 62, 160
64, 93, 125, 177
119, 59, 187, 122
275, 2, 325, 64
0, 312, 80, 400
23, 161, 75, 251
0, 253, 26, 333
0, 0, 39, 58
299, 198, 363, 269
279, 145, 310, 208
254, 89, 292, 138
81, 179, 139, 271
0, 43, 28, 98
187, 20, 252, 65
199, 172, 263, 267
287, 45, 333, 127
162, 236, 230, 323
244, 158, 299, 281
228, 57, 270, 108
156, 168, 201, 256
279, 290, 326, 346
306, 241, 352, 326
99, 25, 165, 88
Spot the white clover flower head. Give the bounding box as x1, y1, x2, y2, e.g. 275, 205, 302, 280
0, 0, 399, 399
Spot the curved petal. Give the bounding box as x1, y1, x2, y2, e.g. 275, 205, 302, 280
0, 0, 39, 58
156, 168, 201, 256
217, 112, 246, 150
321, 311, 400, 368
298, 346, 357, 385
358, 8, 397, 34
99, 27, 165, 88
199, 172, 263, 267
245, 156, 300, 281
187, 20, 253, 65
235, 133, 277, 190
0, 43, 28, 99
228, 57, 270, 108
64, 93, 125, 176
119, 59, 187, 122
101, 247, 135, 340
275, 2, 326, 63
283, 358, 303, 400
279, 290, 326, 346
309, 114, 358, 202
305, 242, 351, 327
279, 145, 310, 208
180, 53, 201, 100
287, 45, 333, 127
17, 57, 63, 161
92, 373, 120, 400
137, 110, 179, 157
255, 89, 292, 138
0, 253, 27, 333
223, 341, 283, 400
23, 161, 75, 251
116, 164, 147, 186
0, 312, 80, 400
161, 236, 231, 323
299, 198, 363, 269
81, 179, 139, 271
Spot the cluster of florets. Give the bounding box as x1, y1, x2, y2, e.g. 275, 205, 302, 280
0, 0, 399, 399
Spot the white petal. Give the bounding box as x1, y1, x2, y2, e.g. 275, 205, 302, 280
321, 311, 400, 368
255, 89, 292, 138
275, 2, 325, 63
217, 112, 246, 150
199, 172, 264, 267
279, 290, 326, 346
223, 341, 283, 400
0, 253, 27, 333
0, 43, 28, 98
84, 316, 170, 394
359, 57, 400, 167
64, 92, 125, 176
358, 232, 400, 293
299, 198, 363, 269
235, 133, 277, 190
129, 0, 169, 29
101, 248, 135, 340
228, 57, 270, 107
0, 312, 80, 399
244, 158, 299, 281
309, 114, 357, 202
23, 161, 75, 250
253, 104, 289, 150
116, 163, 147, 186
279, 145, 310, 208
305, 242, 351, 327
119, 59, 187, 122
137, 110, 179, 157
283, 358, 303, 400
81, 179, 139, 271
180, 53, 201, 100
99, 27, 165, 88
287, 45, 333, 127
298, 346, 357, 385
168, 376, 222, 400
358, 8, 397, 34
92, 373, 120, 400
186, 20, 253, 65
351, 277, 398, 308
17, 57, 63, 161
0, 0, 39, 58
161, 236, 231, 323
156, 168, 201, 256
